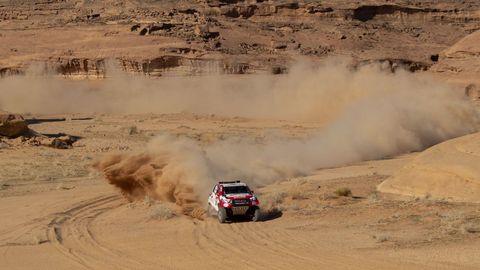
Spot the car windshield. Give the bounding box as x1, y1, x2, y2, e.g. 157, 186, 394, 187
224, 186, 250, 194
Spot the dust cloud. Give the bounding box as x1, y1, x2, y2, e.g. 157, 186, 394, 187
3, 60, 478, 212
93, 135, 213, 218
0, 59, 455, 123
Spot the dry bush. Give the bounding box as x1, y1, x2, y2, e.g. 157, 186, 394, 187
373, 235, 389, 243
334, 187, 352, 197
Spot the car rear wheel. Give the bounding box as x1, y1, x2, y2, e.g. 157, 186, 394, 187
218, 207, 227, 223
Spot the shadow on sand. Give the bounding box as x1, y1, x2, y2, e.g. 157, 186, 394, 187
224, 208, 283, 223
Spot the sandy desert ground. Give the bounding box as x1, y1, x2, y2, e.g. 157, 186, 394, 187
1, 112, 480, 270
1, 1, 480, 270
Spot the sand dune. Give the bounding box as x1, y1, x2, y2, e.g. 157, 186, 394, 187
379, 132, 480, 202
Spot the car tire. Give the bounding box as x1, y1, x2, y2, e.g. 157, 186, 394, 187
207, 203, 213, 216
218, 207, 227, 223
251, 208, 260, 222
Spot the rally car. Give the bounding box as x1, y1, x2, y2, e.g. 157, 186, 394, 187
207, 181, 260, 223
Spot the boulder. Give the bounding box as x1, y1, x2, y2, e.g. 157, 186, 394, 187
0, 112, 29, 138
51, 137, 74, 149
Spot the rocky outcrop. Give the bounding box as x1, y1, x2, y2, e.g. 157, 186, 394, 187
221, 5, 257, 18
0, 112, 29, 138
140, 56, 183, 76
1, 0, 479, 79
351, 5, 438, 22
120, 57, 252, 76
346, 3, 480, 24
54, 58, 107, 78
356, 58, 431, 72
0, 67, 23, 77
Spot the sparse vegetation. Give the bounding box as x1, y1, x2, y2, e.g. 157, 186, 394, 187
373, 235, 389, 243
334, 187, 352, 197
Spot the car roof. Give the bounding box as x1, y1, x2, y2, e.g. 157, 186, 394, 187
222, 183, 247, 187
218, 181, 247, 187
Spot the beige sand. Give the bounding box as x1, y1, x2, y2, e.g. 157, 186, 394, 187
379, 132, 480, 202
1, 113, 480, 270
1, 1, 480, 269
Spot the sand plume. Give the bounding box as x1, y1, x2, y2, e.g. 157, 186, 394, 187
55, 60, 479, 215
94, 136, 213, 218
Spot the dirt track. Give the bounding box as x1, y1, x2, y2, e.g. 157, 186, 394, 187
2, 0, 480, 269
1, 162, 480, 270
1, 113, 480, 270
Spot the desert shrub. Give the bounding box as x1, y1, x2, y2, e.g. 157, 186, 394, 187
373, 235, 389, 243
334, 187, 352, 197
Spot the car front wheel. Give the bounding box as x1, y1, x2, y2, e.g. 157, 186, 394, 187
218, 207, 227, 223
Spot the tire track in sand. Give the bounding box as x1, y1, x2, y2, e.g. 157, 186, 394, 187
46, 194, 148, 270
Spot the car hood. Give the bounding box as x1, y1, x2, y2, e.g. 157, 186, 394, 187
225, 193, 252, 199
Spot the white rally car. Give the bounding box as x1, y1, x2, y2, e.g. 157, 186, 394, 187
207, 181, 260, 223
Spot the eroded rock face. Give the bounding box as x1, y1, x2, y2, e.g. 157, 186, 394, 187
1, 0, 479, 78
0, 112, 29, 138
